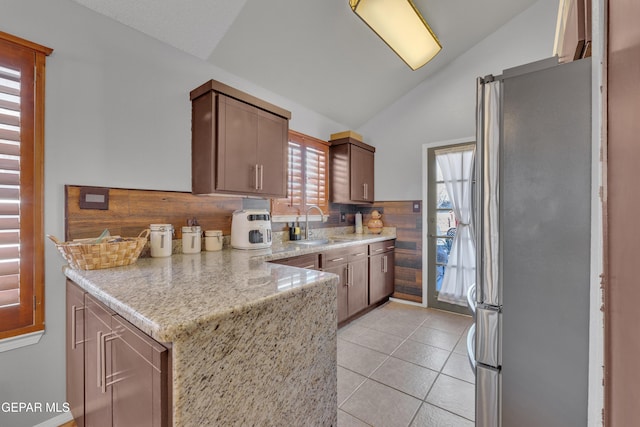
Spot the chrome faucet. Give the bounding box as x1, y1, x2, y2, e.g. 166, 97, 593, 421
305, 205, 325, 240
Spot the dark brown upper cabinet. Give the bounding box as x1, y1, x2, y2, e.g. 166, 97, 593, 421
329, 136, 375, 204
190, 80, 291, 197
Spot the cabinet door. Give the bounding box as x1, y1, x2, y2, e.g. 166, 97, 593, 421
217, 94, 259, 194
348, 255, 369, 317
256, 110, 287, 197
84, 295, 114, 427
66, 281, 86, 427
369, 251, 395, 305
350, 145, 374, 202
369, 252, 386, 305
383, 251, 395, 299
324, 264, 349, 324
111, 316, 168, 427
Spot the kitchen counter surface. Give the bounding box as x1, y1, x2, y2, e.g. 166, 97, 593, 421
64, 231, 395, 343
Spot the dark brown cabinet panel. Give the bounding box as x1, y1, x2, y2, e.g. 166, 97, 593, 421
348, 254, 369, 317
369, 240, 396, 305
329, 137, 375, 204
271, 253, 320, 269
191, 80, 290, 198
321, 245, 369, 323
85, 294, 114, 427
111, 315, 168, 427
323, 263, 349, 324
66, 280, 86, 427
68, 281, 169, 427
350, 145, 375, 203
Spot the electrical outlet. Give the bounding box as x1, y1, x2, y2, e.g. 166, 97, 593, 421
413, 201, 421, 213
340, 212, 346, 222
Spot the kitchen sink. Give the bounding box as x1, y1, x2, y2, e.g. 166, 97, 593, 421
290, 238, 331, 246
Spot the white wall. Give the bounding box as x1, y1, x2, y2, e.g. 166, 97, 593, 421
358, 0, 559, 201
0, 1, 347, 426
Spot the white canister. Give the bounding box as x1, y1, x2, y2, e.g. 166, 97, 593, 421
205, 230, 223, 251
355, 212, 363, 234
182, 226, 202, 254
149, 224, 174, 258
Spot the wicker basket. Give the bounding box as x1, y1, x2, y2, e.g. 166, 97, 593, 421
48, 229, 150, 270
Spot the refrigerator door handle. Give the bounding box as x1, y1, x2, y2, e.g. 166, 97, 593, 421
467, 323, 477, 374
467, 283, 477, 321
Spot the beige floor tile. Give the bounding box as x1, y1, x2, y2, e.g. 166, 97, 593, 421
452, 334, 468, 355
442, 353, 476, 384
353, 306, 390, 324
391, 339, 451, 372
424, 310, 472, 335
339, 324, 406, 355
409, 326, 460, 351
338, 409, 372, 427
410, 403, 474, 427
338, 338, 389, 377
425, 374, 475, 421
338, 366, 367, 407
370, 356, 438, 399
384, 309, 430, 328
341, 380, 422, 427
364, 315, 421, 338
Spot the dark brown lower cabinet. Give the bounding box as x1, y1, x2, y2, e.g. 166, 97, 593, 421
347, 255, 368, 317
369, 240, 396, 305
321, 245, 368, 324
66, 281, 86, 427
270, 239, 395, 325
67, 280, 169, 427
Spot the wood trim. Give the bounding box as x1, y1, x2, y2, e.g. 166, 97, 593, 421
289, 129, 331, 147
271, 130, 330, 216
327, 136, 376, 153
0, 33, 49, 338
189, 79, 291, 119
33, 49, 46, 330
0, 31, 52, 56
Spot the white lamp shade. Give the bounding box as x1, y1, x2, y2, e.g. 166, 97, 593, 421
350, 0, 442, 70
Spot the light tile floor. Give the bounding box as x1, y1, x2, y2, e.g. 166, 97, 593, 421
337, 301, 475, 427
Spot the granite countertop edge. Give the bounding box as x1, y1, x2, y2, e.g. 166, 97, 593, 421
63, 233, 396, 342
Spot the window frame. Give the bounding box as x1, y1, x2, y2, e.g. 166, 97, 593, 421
425, 143, 474, 316
271, 130, 330, 217
0, 31, 52, 342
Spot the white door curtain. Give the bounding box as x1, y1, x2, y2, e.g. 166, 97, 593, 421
435, 146, 476, 306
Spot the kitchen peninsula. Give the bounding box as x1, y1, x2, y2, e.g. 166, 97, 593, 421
65, 247, 341, 426
64, 234, 395, 426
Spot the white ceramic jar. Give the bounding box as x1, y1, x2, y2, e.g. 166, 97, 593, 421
182, 226, 202, 254
205, 230, 223, 251
149, 224, 174, 257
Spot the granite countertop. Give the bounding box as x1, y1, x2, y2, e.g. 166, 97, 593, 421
64, 232, 396, 343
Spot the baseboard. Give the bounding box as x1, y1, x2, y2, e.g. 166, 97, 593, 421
32, 412, 73, 427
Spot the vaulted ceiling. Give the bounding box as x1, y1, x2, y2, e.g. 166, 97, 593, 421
72, 0, 539, 128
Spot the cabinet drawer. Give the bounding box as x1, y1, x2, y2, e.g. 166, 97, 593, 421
369, 239, 396, 255
321, 245, 367, 268
271, 253, 319, 269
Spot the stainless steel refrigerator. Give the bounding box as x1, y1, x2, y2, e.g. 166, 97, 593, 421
469, 57, 592, 427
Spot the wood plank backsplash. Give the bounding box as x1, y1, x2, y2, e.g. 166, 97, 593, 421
65, 185, 423, 303
65, 185, 243, 240
365, 201, 423, 304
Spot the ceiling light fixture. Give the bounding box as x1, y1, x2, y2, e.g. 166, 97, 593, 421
349, 0, 442, 70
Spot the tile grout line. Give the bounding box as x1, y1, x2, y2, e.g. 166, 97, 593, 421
338, 304, 475, 426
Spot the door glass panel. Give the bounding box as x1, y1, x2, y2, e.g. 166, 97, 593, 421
427, 144, 473, 314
